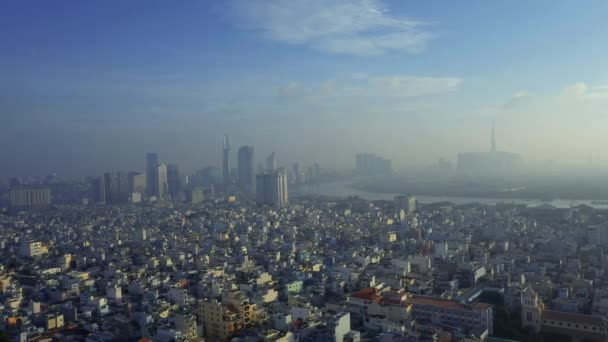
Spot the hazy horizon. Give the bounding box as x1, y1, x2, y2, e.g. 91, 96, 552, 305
3, 1, 608, 178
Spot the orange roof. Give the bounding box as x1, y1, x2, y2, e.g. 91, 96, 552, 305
350, 288, 381, 301
406, 296, 489, 312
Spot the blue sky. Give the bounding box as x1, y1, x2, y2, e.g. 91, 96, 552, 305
2, 1, 608, 177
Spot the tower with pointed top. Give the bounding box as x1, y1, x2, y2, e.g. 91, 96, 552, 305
491, 121, 496, 153
222, 134, 231, 185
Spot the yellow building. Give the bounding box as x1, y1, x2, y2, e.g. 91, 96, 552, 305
199, 292, 257, 341
46, 313, 64, 330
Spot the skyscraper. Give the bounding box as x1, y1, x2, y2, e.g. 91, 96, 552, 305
256, 170, 288, 208
146, 153, 159, 197
293, 163, 301, 185
266, 152, 277, 173
355, 153, 392, 176
9, 186, 52, 210
222, 134, 231, 185
167, 163, 181, 199
394, 195, 416, 215
237, 146, 255, 192
103, 171, 130, 204
158, 164, 168, 200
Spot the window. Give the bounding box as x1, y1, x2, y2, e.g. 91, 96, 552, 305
526, 312, 532, 322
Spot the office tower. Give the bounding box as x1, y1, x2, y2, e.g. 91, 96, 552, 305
191, 167, 221, 188
355, 153, 392, 176
457, 123, 522, 173
134, 228, 147, 242
293, 163, 301, 185
8, 186, 51, 210
127, 172, 139, 193
158, 164, 168, 199
103, 172, 130, 204
88, 177, 105, 204
167, 164, 181, 199
185, 188, 205, 204
266, 152, 276, 173
222, 134, 231, 185
394, 195, 416, 215
237, 146, 255, 191
131, 173, 146, 194
146, 153, 159, 197
256, 170, 288, 208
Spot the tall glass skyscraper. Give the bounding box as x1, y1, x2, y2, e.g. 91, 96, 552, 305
237, 146, 255, 192
146, 153, 159, 197
256, 170, 288, 208
222, 134, 231, 185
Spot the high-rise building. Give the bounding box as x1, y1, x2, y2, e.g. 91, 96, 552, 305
355, 153, 392, 176
237, 146, 255, 191
102, 172, 130, 204
457, 123, 522, 173
394, 195, 416, 215
158, 164, 168, 200
130, 173, 146, 194
293, 163, 301, 185
222, 134, 231, 185
256, 170, 288, 208
167, 164, 181, 199
185, 188, 205, 204
146, 153, 159, 197
266, 152, 276, 173
9, 186, 51, 210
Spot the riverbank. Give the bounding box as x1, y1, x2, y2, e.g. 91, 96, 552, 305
293, 180, 608, 209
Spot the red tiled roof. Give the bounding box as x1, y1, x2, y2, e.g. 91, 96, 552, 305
350, 288, 381, 301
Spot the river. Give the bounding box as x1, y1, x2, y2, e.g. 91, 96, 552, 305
294, 180, 608, 209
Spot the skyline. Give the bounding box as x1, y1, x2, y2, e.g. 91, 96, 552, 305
3, 1, 608, 177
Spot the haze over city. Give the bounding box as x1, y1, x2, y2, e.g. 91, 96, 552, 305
3, 1, 608, 177
7, 2, 608, 342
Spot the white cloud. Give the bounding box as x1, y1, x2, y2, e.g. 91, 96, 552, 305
229, 0, 432, 56
276, 75, 461, 102
561, 82, 608, 99
504, 91, 533, 109
367, 76, 462, 97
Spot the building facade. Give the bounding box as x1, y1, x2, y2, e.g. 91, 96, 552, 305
9, 186, 51, 210
522, 287, 608, 341
256, 171, 288, 208
146, 153, 159, 197
157, 164, 168, 200
167, 163, 181, 199
222, 134, 231, 186
237, 146, 255, 192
